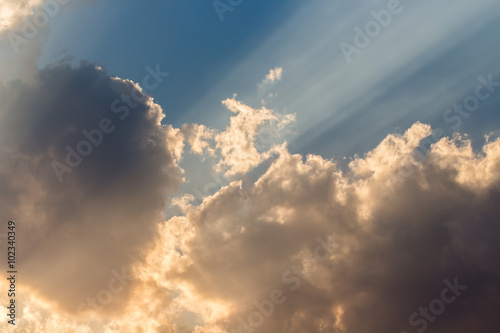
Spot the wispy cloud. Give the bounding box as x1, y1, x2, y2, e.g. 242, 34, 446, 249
262, 66, 283, 85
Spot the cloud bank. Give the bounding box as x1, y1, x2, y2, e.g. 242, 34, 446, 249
0, 64, 499, 333
136, 121, 500, 333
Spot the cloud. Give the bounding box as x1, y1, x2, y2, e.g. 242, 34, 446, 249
213, 96, 295, 177
170, 96, 294, 178
0, 0, 45, 33
1, 71, 499, 332
181, 123, 215, 156
131, 122, 500, 332
261, 67, 283, 86
171, 194, 195, 214
0, 61, 182, 317
0, 0, 87, 84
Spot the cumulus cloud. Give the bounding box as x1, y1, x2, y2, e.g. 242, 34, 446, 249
1, 64, 499, 333
213, 97, 295, 177
181, 123, 215, 156
0, 61, 182, 318
171, 96, 294, 178
127, 122, 500, 333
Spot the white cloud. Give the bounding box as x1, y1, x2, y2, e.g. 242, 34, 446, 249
181, 123, 215, 156
213, 96, 294, 177
262, 66, 283, 85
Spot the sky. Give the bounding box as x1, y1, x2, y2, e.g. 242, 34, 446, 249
0, 0, 499, 332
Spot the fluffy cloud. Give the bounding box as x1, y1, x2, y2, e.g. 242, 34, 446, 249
181, 123, 215, 156
131, 123, 500, 332
213, 97, 294, 177
0, 61, 182, 318
1, 64, 499, 332
174, 96, 294, 178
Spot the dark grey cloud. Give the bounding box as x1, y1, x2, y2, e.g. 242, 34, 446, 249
0, 61, 182, 316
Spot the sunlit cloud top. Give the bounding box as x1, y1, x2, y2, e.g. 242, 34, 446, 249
0, 0, 44, 33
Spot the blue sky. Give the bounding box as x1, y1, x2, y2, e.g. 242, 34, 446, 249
38, 0, 303, 123
35, 0, 500, 163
